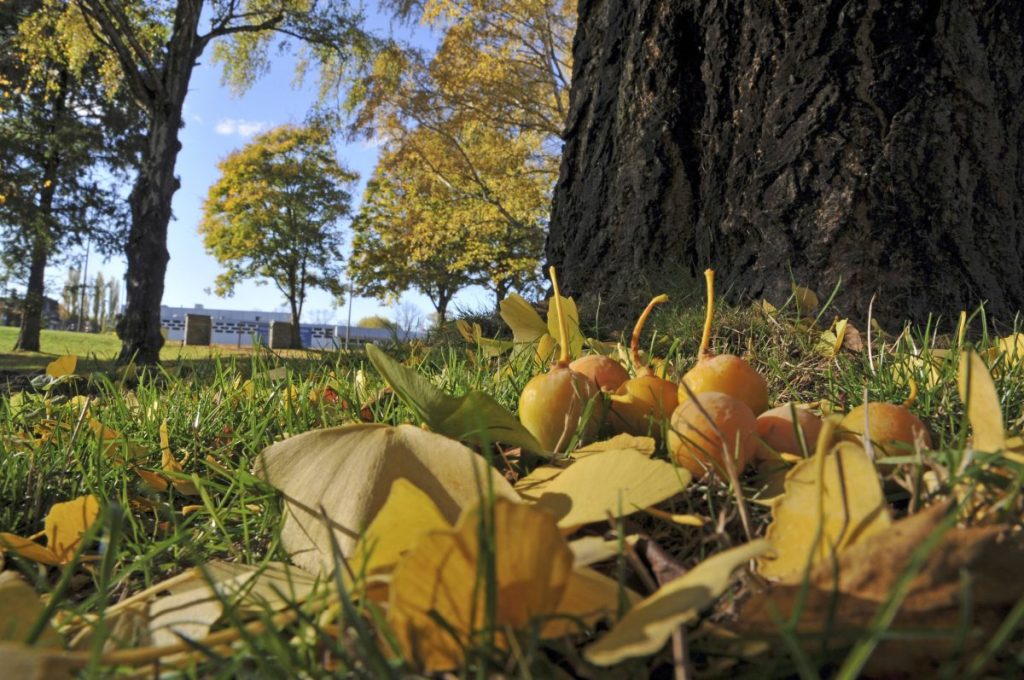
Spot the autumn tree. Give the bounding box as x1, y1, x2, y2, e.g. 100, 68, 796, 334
347, 0, 572, 301
1, 0, 142, 351
32, 0, 371, 363
548, 1, 1024, 327
200, 124, 355, 349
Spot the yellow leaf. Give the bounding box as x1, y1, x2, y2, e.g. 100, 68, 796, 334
535, 333, 558, 363
254, 423, 519, 574
349, 478, 451, 579
584, 540, 770, 665
0, 642, 77, 679
160, 419, 199, 496
758, 442, 891, 581
455, 319, 475, 343
499, 293, 548, 343
88, 420, 146, 462
958, 350, 1006, 453
388, 498, 624, 673
45, 355, 77, 379
517, 449, 690, 529
998, 333, 1024, 364
44, 495, 100, 564
791, 285, 819, 313
135, 468, 169, 493
569, 535, 638, 567
0, 532, 60, 566
0, 572, 61, 646
572, 434, 657, 459
546, 293, 584, 359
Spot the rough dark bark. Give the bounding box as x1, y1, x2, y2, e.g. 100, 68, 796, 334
548, 0, 1024, 328
114, 4, 203, 364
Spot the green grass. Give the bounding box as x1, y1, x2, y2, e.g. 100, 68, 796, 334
1, 301, 1023, 677
0, 325, 349, 374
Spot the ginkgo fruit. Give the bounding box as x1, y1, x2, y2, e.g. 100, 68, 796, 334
755, 403, 824, 460
518, 268, 601, 452
679, 270, 769, 415
840, 398, 932, 458
667, 391, 757, 479
609, 295, 679, 439
569, 354, 630, 393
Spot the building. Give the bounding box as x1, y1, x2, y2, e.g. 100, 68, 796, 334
160, 304, 419, 348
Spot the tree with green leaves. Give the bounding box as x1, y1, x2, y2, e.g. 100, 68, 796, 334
200, 124, 356, 349
1, 0, 142, 351
30, 0, 370, 362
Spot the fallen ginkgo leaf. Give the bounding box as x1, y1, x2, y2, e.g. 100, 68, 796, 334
758, 442, 891, 581
515, 448, 689, 529
0, 495, 100, 566
254, 423, 519, 574
388, 497, 628, 673
958, 350, 1006, 453
0, 571, 61, 646
584, 540, 770, 666
45, 355, 77, 379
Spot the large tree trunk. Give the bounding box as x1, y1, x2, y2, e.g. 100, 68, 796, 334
548, 1, 1024, 328
115, 7, 203, 364
116, 116, 179, 363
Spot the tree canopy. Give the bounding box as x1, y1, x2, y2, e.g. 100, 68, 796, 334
345, 0, 572, 307
200, 124, 356, 348
1, 0, 143, 350
21, 0, 372, 362
349, 121, 547, 321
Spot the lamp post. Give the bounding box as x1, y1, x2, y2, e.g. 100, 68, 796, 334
345, 282, 354, 351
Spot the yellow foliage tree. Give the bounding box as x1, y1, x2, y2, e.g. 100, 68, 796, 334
349, 123, 547, 321
347, 0, 573, 304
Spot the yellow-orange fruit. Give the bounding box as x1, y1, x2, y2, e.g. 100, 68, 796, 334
569, 354, 630, 393
518, 365, 601, 453
839, 402, 932, 456
668, 392, 757, 479
610, 375, 679, 439
679, 354, 770, 415
755, 403, 824, 460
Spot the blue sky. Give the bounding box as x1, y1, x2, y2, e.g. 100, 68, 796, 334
81, 8, 493, 329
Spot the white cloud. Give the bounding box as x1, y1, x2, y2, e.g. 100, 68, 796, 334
214, 118, 270, 137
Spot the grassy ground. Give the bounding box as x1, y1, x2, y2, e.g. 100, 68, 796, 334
1, 301, 1023, 677
0, 326, 342, 374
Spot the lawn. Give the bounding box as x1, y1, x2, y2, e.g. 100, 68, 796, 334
2, 294, 1023, 677
0, 326, 337, 374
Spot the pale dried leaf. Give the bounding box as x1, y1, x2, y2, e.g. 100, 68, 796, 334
254, 423, 519, 573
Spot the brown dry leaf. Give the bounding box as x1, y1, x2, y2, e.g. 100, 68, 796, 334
388, 498, 627, 673
88, 420, 146, 463
515, 449, 690, 529
0, 572, 61, 647
0, 642, 78, 680
253, 423, 519, 573
584, 540, 771, 666
842, 322, 864, 352
758, 443, 891, 581
732, 502, 1024, 676
958, 350, 1006, 454
159, 419, 199, 496
0, 495, 100, 566
45, 355, 77, 379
